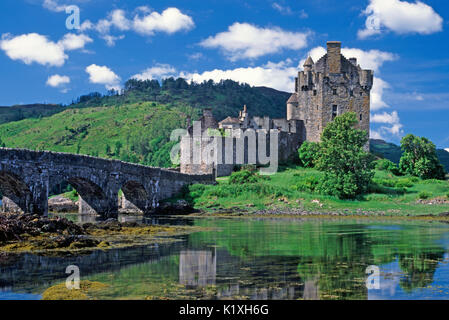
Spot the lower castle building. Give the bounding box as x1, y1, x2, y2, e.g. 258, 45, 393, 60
180, 41, 373, 176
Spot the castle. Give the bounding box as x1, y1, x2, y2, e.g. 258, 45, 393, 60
180, 41, 373, 176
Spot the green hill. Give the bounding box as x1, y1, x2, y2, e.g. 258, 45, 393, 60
0, 79, 291, 168
370, 139, 449, 173
0, 104, 64, 125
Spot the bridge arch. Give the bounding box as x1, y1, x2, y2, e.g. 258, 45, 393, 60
49, 176, 116, 216
0, 171, 33, 214
120, 180, 153, 214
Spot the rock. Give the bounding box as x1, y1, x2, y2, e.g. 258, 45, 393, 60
153, 200, 196, 215
48, 196, 78, 213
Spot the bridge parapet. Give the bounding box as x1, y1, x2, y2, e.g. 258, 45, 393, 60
0, 148, 215, 218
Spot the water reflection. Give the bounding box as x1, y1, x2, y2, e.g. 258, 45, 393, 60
1, 217, 449, 300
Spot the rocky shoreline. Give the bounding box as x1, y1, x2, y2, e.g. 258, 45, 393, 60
0, 213, 201, 254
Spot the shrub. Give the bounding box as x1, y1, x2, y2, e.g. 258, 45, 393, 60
228, 170, 269, 184
418, 191, 432, 200
298, 141, 321, 168
295, 176, 320, 193
446, 192, 449, 199
375, 159, 400, 175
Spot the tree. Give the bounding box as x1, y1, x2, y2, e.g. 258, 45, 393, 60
399, 134, 445, 180
298, 141, 321, 168
316, 112, 375, 199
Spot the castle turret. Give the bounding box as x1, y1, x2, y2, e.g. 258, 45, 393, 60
286, 94, 299, 121
303, 56, 314, 72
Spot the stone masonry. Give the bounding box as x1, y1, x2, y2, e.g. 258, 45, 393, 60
0, 148, 214, 218
180, 40, 373, 176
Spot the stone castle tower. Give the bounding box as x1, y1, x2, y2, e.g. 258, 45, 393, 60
287, 41, 373, 142
179, 41, 373, 176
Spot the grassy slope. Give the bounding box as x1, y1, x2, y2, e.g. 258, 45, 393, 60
184, 166, 449, 216
0, 104, 64, 125
0, 102, 195, 166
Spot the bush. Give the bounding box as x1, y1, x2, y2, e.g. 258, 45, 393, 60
418, 191, 432, 200
446, 192, 449, 199
375, 159, 400, 175
295, 176, 320, 193
228, 170, 269, 184
298, 141, 321, 168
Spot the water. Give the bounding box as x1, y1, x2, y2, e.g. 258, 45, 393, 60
2, 216, 449, 300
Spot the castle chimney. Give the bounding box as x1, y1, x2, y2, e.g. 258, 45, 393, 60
327, 41, 341, 74
243, 105, 247, 113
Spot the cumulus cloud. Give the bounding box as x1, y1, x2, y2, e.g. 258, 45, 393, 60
132, 64, 177, 80
0, 33, 67, 67
133, 7, 195, 35
85, 64, 120, 90
358, 0, 443, 39
180, 60, 298, 92
200, 22, 309, 61
0, 32, 91, 67
58, 33, 92, 51
81, 7, 194, 46
445, 148, 449, 153
371, 111, 403, 136
46, 74, 70, 87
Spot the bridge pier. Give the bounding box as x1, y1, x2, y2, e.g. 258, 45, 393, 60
78, 195, 118, 218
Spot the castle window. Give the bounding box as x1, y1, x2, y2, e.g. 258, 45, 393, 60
333, 89, 337, 95
332, 105, 338, 120
360, 91, 363, 96
360, 114, 363, 121
313, 90, 317, 96
350, 90, 353, 97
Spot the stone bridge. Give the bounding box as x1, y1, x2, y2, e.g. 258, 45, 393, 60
0, 148, 214, 218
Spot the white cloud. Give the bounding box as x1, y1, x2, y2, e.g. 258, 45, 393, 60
132, 7, 195, 35
371, 111, 403, 136
180, 59, 298, 92
46, 74, 70, 87
58, 33, 92, 51
0, 32, 91, 67
445, 148, 449, 153
100, 34, 125, 47
358, 0, 443, 39
200, 22, 309, 61
82, 7, 194, 46
371, 77, 390, 111
85, 64, 120, 90
0, 33, 67, 67
42, 0, 67, 12
132, 64, 177, 80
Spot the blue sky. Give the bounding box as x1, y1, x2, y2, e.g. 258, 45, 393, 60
0, 0, 448, 148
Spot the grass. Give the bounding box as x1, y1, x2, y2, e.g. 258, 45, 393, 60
180, 165, 449, 216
